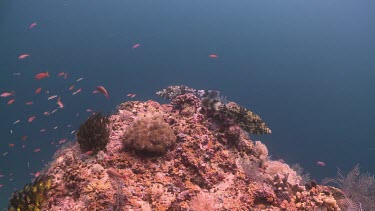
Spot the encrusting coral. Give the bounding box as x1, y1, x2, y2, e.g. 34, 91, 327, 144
8, 85, 346, 210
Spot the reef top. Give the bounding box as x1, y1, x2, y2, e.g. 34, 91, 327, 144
9, 86, 341, 211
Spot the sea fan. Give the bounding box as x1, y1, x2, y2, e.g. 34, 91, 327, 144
323, 164, 375, 211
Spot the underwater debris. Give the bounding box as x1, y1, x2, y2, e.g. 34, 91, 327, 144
122, 113, 176, 155
8, 176, 51, 211
77, 112, 109, 154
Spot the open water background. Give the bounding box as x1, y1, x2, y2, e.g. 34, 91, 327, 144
1, 0, 375, 208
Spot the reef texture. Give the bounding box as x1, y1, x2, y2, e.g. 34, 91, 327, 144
8, 86, 342, 210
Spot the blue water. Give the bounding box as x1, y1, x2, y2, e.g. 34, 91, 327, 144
1, 0, 375, 208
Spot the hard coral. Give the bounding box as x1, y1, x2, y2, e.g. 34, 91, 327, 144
122, 114, 176, 155
77, 112, 109, 154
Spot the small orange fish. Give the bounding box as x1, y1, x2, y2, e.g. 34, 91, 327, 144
209, 54, 218, 59
69, 85, 75, 91
57, 97, 64, 108
9, 144, 15, 147
25, 101, 34, 105
57, 72, 65, 77
33, 148, 41, 152
35, 87, 42, 94
85, 151, 93, 156
21, 136, 28, 141
28, 116, 36, 123
107, 168, 127, 181
18, 54, 30, 59
96, 86, 109, 99
72, 88, 82, 95
316, 161, 326, 167
127, 93, 136, 98
132, 43, 141, 49
7, 99, 16, 105
1, 92, 14, 97
35, 72, 50, 80
29, 22, 37, 29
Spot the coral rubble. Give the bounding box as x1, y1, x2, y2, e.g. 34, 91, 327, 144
8, 86, 343, 210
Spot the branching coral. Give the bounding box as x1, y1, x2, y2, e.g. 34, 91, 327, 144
122, 114, 176, 155
77, 112, 109, 154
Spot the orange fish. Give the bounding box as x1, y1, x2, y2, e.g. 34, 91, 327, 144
107, 168, 127, 181
35, 87, 42, 94
35, 72, 50, 80
96, 86, 109, 99
85, 151, 93, 156
127, 93, 136, 98
18, 54, 30, 59
57, 97, 64, 108
33, 148, 41, 152
72, 88, 82, 95
69, 85, 75, 91
132, 43, 141, 49
29, 22, 37, 29
209, 54, 218, 58
57, 72, 65, 77
7, 99, 15, 105
28, 116, 36, 123
9, 144, 15, 147
21, 136, 28, 141
25, 101, 34, 105
316, 161, 326, 167
1, 92, 14, 97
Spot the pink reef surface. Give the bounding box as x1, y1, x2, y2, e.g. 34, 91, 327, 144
10, 87, 344, 211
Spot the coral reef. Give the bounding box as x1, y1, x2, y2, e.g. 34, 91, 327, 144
77, 112, 110, 154
8, 86, 347, 210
